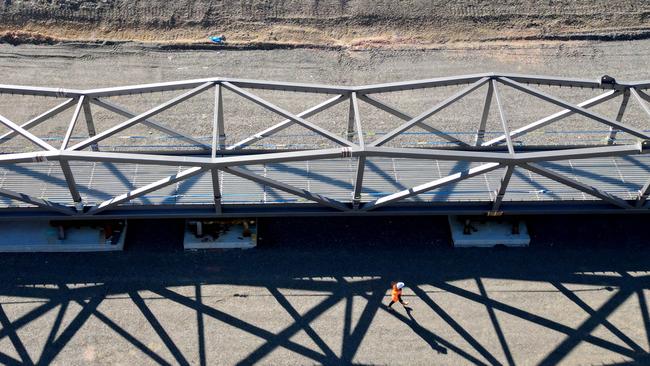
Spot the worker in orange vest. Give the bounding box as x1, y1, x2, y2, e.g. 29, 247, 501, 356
388, 281, 409, 309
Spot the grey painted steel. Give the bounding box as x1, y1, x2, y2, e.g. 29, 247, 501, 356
356, 73, 491, 94
631, 88, 650, 120
636, 178, 650, 208
61, 96, 85, 150
221, 82, 355, 147
213, 84, 226, 152
475, 81, 494, 146
90, 98, 209, 150
497, 77, 650, 140
370, 77, 489, 146
357, 94, 469, 146
607, 90, 630, 144
0, 114, 56, 151
227, 94, 346, 151
350, 92, 365, 207
224, 166, 350, 211
522, 163, 633, 209
86, 167, 206, 215
0, 186, 76, 215
491, 80, 515, 155
82, 99, 99, 151
0, 98, 76, 144
2, 73, 650, 218
492, 165, 514, 213
70, 82, 215, 151
483, 90, 620, 147
59, 159, 82, 204
211, 168, 222, 214
362, 162, 503, 211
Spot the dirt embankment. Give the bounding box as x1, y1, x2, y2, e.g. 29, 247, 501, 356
1, 1, 650, 48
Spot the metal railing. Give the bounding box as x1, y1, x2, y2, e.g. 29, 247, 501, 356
0, 72, 650, 217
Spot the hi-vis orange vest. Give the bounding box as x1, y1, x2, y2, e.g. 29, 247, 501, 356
391, 285, 401, 302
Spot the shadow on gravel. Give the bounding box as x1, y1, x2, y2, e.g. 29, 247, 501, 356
0, 215, 649, 364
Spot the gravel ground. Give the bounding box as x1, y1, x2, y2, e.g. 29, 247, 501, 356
1, 40, 650, 152
0, 216, 649, 365
1, 42, 650, 364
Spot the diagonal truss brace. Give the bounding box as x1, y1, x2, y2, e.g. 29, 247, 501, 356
90, 98, 210, 150
362, 162, 502, 211
350, 92, 365, 208
0, 187, 76, 215
69, 82, 215, 151
497, 77, 650, 140
522, 162, 632, 209
357, 94, 470, 146
221, 82, 355, 147
475, 81, 494, 146
59, 97, 86, 206
491, 165, 514, 213
370, 77, 489, 147
483, 90, 620, 146
607, 90, 630, 144
0, 98, 76, 145
0, 114, 56, 151
61, 96, 86, 150
223, 166, 350, 211
228, 94, 347, 150
211, 168, 222, 213
631, 88, 650, 121
86, 166, 207, 215
636, 178, 650, 208
491, 79, 515, 155
82, 99, 99, 151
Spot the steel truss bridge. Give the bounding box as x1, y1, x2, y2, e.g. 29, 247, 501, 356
1, 73, 650, 219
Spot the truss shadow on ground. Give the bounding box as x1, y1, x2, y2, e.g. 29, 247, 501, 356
0, 217, 650, 364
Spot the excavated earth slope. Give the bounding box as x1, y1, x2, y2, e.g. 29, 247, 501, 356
1, 1, 650, 47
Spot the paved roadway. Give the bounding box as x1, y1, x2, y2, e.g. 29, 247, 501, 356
0, 216, 649, 365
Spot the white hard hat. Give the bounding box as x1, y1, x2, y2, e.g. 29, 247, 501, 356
396, 282, 405, 289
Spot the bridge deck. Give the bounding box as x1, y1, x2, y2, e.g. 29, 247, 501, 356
2, 73, 650, 218
0, 155, 647, 216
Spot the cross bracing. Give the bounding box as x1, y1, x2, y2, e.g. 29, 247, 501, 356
1, 73, 650, 218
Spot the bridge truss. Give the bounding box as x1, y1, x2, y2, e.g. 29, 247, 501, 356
1, 73, 650, 219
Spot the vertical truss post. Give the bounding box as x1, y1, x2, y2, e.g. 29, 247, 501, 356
212, 83, 225, 213
490, 164, 514, 214
637, 178, 650, 208
350, 92, 365, 208
492, 79, 515, 155
214, 83, 226, 151
82, 98, 99, 151
60, 97, 85, 210
347, 94, 355, 140
475, 81, 494, 146
211, 168, 222, 214
61, 96, 86, 150
631, 88, 650, 121
607, 90, 630, 145
353, 156, 366, 209
631, 88, 650, 206
60, 159, 83, 209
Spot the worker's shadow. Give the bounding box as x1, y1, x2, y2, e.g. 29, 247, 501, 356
391, 305, 448, 355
